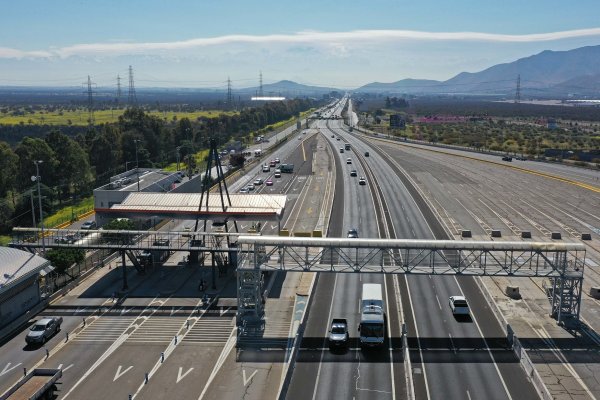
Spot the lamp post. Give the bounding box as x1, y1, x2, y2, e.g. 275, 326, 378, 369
176, 146, 181, 171
134, 139, 141, 191
31, 160, 45, 254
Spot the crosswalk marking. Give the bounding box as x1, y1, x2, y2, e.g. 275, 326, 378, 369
183, 317, 234, 344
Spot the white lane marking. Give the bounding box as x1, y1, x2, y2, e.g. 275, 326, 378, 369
219, 307, 231, 317
448, 333, 457, 355
57, 363, 74, 372
113, 365, 133, 381
197, 327, 237, 400
311, 274, 339, 400
176, 367, 194, 383
242, 369, 258, 386
405, 275, 431, 400
0, 362, 22, 377
435, 295, 442, 310
170, 306, 183, 316
467, 389, 472, 400
452, 276, 512, 400
383, 277, 397, 400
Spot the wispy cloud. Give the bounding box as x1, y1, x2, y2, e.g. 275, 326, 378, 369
2, 28, 600, 59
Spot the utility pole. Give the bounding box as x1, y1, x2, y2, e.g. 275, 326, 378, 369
128, 65, 137, 107
226, 77, 233, 110
116, 74, 122, 106
32, 161, 45, 254
515, 74, 521, 104
85, 75, 95, 125
258, 71, 263, 97
134, 139, 141, 191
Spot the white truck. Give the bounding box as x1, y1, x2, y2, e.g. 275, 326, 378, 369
358, 283, 385, 347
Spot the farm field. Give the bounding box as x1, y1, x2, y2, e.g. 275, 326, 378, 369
0, 108, 238, 126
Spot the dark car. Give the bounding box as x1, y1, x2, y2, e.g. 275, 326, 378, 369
364, 151, 370, 157
350, 170, 357, 177
347, 228, 359, 238
359, 177, 366, 185
502, 156, 513, 162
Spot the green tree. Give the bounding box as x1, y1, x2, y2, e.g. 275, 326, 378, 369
45, 130, 94, 196
0, 141, 18, 198
14, 137, 58, 192
45, 248, 85, 275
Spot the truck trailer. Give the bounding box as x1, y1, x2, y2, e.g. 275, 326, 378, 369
358, 283, 385, 347
0, 368, 62, 400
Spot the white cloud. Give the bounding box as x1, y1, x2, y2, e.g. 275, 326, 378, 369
1, 28, 600, 59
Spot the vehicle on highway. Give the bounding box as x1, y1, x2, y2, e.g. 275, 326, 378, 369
182, 225, 193, 237
269, 160, 276, 167
280, 164, 294, 173
2, 368, 62, 400
262, 165, 270, 172
345, 143, 351, 150
331, 134, 335, 138
346, 158, 352, 164
265, 179, 273, 186
449, 296, 470, 315
339, 148, 344, 153
240, 187, 249, 193
254, 149, 262, 157
26, 317, 62, 345
254, 178, 264, 185
359, 177, 366, 185
502, 156, 513, 162
347, 228, 359, 238
274, 169, 281, 178
55, 234, 80, 244
336, 137, 341, 141
274, 158, 280, 164
364, 151, 370, 157
359, 284, 385, 347
247, 184, 255, 191
328, 318, 349, 348
350, 170, 357, 177
81, 220, 97, 230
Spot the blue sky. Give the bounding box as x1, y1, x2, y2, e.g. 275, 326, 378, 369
1, 0, 600, 88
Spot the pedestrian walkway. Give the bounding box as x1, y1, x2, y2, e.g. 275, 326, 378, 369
182, 316, 234, 345
127, 316, 188, 344
72, 316, 135, 342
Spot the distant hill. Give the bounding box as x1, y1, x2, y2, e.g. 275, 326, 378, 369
355, 79, 441, 93
355, 45, 600, 97
239, 80, 339, 96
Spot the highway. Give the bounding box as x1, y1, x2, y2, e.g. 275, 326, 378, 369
2, 97, 599, 399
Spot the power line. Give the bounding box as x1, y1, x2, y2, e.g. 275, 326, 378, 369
226, 76, 234, 110
84, 75, 95, 125
128, 65, 137, 107
116, 74, 122, 106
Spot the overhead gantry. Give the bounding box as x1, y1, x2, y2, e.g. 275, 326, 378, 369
236, 236, 586, 327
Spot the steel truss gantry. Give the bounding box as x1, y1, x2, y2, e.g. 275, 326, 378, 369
236, 236, 586, 326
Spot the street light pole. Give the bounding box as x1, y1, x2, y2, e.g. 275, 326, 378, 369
134, 139, 140, 192
32, 160, 45, 254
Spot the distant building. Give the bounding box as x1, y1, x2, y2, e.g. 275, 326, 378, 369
547, 118, 558, 129
389, 114, 406, 129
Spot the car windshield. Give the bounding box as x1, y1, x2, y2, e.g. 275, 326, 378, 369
361, 323, 383, 337
331, 326, 346, 334
454, 300, 468, 306
31, 324, 46, 331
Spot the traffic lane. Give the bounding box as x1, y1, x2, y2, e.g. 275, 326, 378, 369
132, 333, 231, 399
0, 304, 116, 395
286, 131, 344, 399
63, 343, 167, 400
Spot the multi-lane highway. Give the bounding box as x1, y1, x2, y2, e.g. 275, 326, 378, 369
2, 97, 598, 399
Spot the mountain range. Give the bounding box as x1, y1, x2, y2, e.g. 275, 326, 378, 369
257, 45, 600, 98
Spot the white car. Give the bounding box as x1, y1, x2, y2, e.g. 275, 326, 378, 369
254, 178, 264, 185
448, 296, 470, 315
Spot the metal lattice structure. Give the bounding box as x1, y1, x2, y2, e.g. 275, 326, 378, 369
236, 236, 586, 326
